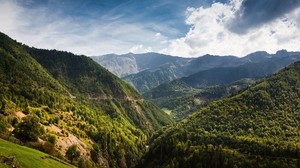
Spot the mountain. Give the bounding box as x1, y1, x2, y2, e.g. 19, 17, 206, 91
139, 61, 300, 167
123, 65, 184, 93
0, 32, 173, 168
94, 51, 300, 94
181, 54, 300, 88
144, 52, 300, 119
92, 53, 191, 93
91, 53, 189, 78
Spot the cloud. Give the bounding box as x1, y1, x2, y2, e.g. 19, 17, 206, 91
162, 0, 300, 57
229, 0, 300, 34
1, 0, 299, 57
0, 0, 170, 56
129, 44, 152, 53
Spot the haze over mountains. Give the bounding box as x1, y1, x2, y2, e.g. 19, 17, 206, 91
92, 50, 300, 93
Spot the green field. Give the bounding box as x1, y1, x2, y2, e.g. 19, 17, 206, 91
0, 138, 74, 168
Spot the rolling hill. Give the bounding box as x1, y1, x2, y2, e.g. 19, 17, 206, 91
139, 61, 300, 167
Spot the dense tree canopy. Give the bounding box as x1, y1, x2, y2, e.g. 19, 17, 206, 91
139, 61, 300, 168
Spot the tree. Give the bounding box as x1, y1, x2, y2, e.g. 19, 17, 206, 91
13, 115, 42, 141
66, 145, 81, 163
0, 115, 8, 133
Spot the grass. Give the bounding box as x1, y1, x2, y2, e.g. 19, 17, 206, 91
0, 138, 74, 168
162, 108, 172, 115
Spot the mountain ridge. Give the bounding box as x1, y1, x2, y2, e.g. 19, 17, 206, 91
93, 50, 300, 93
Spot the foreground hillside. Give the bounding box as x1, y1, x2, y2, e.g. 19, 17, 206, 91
0, 32, 173, 168
0, 138, 73, 168
139, 61, 300, 167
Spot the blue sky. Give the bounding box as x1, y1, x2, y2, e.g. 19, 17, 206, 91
0, 0, 299, 57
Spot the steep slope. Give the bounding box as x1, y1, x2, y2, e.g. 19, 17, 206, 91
26, 48, 173, 133
139, 61, 300, 167
0, 32, 173, 168
91, 53, 138, 77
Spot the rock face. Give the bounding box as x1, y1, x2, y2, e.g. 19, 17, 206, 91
91, 52, 190, 78
91, 54, 139, 77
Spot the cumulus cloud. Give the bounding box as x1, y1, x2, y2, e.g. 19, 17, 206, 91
163, 0, 300, 57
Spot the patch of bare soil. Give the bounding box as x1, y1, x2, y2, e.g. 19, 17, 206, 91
46, 125, 89, 158
14, 111, 26, 119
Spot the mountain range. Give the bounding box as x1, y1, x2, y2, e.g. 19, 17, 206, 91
93, 50, 300, 120
92, 50, 300, 93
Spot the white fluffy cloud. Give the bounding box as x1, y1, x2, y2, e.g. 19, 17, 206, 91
163, 0, 300, 57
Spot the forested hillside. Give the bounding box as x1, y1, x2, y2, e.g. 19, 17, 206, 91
144, 78, 257, 120
139, 61, 300, 167
0, 32, 173, 168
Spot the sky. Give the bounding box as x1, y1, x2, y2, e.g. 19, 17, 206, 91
0, 0, 299, 57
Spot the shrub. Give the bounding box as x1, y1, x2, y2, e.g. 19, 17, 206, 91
13, 115, 42, 141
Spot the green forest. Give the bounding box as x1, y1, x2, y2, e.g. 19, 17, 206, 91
139, 62, 300, 167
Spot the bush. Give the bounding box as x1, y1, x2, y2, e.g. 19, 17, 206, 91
65, 145, 80, 163
47, 134, 57, 145
13, 115, 42, 141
